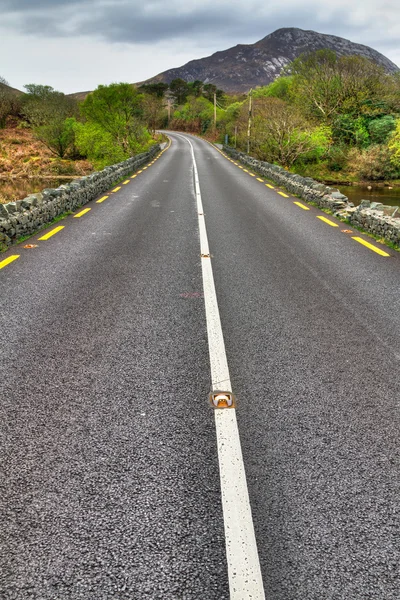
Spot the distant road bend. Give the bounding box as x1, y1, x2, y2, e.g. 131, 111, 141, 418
1, 133, 400, 600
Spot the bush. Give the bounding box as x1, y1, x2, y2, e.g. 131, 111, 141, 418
348, 145, 399, 180
368, 116, 396, 144
326, 144, 349, 171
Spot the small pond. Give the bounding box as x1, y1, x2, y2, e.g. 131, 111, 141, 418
338, 185, 400, 208
0, 177, 77, 204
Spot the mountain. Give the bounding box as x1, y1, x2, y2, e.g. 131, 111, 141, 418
0, 82, 23, 96
141, 28, 399, 93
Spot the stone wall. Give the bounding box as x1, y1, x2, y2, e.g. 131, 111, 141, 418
0, 145, 160, 249
223, 146, 400, 249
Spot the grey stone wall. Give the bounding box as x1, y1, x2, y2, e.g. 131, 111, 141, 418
0, 145, 160, 249
223, 146, 400, 249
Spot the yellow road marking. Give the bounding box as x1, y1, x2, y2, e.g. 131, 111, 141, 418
123, 180, 130, 184
143, 167, 148, 170
278, 191, 289, 198
74, 208, 91, 218
256, 178, 264, 182
294, 201, 310, 211
96, 195, 109, 203
38, 226, 65, 240
131, 175, 137, 179
0, 255, 20, 270
112, 186, 121, 192
238, 166, 244, 169
243, 169, 249, 173
352, 237, 390, 256
266, 184, 274, 189
317, 216, 339, 227
138, 170, 143, 174
249, 173, 256, 177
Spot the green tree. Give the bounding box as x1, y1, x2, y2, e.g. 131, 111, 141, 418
138, 82, 169, 98
74, 121, 127, 168
253, 77, 294, 102
0, 76, 18, 128
21, 84, 79, 157
80, 83, 146, 154
187, 80, 203, 97
368, 115, 396, 144
169, 78, 190, 104
287, 50, 387, 122
35, 116, 78, 158
388, 120, 400, 169
243, 97, 328, 167
22, 84, 77, 127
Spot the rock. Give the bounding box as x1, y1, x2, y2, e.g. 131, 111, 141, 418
370, 202, 384, 211
5, 202, 17, 214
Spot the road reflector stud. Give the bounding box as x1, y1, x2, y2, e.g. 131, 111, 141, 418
23, 244, 38, 249
341, 229, 353, 234
201, 253, 211, 258
210, 392, 236, 409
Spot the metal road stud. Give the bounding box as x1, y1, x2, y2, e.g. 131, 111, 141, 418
210, 391, 236, 409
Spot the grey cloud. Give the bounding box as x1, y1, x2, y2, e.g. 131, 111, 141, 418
1, 0, 399, 69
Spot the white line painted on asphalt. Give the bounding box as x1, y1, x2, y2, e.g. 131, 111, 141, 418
176, 133, 265, 599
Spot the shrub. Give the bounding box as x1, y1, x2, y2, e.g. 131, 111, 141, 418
348, 145, 399, 180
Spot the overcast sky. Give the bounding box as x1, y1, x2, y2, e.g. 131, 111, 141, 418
1, 0, 399, 94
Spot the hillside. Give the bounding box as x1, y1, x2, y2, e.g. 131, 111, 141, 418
141, 28, 399, 93
0, 82, 23, 96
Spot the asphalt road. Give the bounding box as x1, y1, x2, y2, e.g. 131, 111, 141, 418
1, 133, 399, 599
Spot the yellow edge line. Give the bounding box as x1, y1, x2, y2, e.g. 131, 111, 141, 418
123, 180, 130, 185
294, 201, 310, 211
317, 216, 339, 227
112, 186, 121, 192
278, 191, 289, 198
266, 184, 274, 189
0, 255, 20, 270
74, 208, 91, 218
38, 226, 65, 241
96, 196, 109, 203
256, 178, 264, 182
352, 237, 390, 256
137, 170, 143, 174
131, 175, 137, 179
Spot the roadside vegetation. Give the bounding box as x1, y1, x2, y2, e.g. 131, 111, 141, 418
145, 51, 400, 186
2, 50, 400, 204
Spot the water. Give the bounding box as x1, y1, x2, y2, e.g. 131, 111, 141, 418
338, 185, 400, 208
0, 177, 77, 204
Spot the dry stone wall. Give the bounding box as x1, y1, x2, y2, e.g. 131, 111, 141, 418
223, 146, 400, 249
0, 145, 160, 250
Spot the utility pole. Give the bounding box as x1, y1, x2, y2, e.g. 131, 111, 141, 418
247, 88, 253, 154
214, 92, 217, 136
